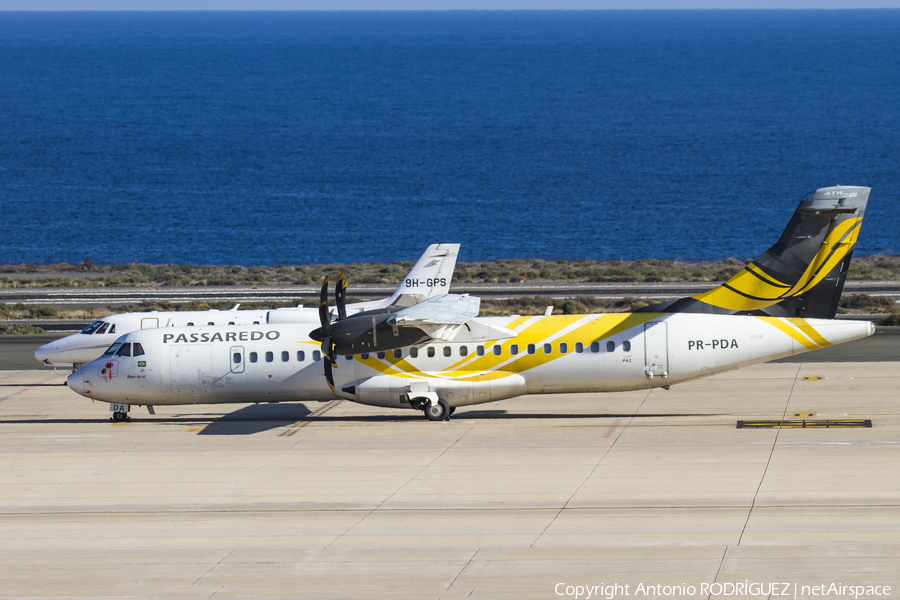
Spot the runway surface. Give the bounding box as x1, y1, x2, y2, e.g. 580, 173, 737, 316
0, 362, 899, 598
3, 327, 899, 370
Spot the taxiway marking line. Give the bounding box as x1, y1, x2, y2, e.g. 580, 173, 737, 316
0, 376, 61, 403
603, 418, 622, 438
280, 400, 342, 436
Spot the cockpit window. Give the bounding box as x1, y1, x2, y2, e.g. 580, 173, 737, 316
81, 321, 104, 335
115, 343, 132, 357
103, 343, 122, 356
133, 343, 145, 357
108, 324, 115, 334
96, 323, 110, 335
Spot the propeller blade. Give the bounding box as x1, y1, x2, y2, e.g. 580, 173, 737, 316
336, 273, 348, 320
318, 275, 331, 333
323, 359, 335, 392
321, 337, 338, 368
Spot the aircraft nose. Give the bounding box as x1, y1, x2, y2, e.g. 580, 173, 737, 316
67, 369, 87, 397
34, 340, 58, 364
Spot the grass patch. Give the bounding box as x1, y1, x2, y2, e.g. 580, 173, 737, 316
0, 322, 47, 334
879, 312, 900, 326
839, 294, 898, 313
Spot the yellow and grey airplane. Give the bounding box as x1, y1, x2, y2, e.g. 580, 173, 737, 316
67, 186, 874, 422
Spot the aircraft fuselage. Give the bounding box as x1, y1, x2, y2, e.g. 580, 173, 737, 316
67, 313, 874, 411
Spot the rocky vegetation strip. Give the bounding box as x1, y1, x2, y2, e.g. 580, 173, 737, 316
2, 291, 897, 330
2, 255, 899, 288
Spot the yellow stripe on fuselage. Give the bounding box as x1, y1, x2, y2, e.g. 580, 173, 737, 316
786, 317, 833, 348
755, 317, 822, 351
353, 312, 661, 381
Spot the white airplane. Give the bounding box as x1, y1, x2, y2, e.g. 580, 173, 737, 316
35, 243, 460, 368
66, 186, 875, 423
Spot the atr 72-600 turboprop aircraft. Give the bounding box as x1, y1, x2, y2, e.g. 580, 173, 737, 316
35, 244, 460, 368
68, 186, 874, 422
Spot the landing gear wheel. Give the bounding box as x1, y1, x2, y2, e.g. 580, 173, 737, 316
424, 399, 450, 421
448, 407, 456, 416
112, 411, 128, 423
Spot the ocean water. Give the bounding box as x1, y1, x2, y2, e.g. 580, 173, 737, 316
0, 10, 898, 266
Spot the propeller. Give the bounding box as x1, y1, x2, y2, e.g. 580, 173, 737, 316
316, 276, 338, 391
312, 274, 349, 393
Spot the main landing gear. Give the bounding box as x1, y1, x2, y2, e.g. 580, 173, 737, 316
411, 396, 456, 421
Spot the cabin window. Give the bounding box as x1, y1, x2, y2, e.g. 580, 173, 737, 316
493, 345, 502, 356
607, 341, 615, 352
108, 324, 116, 334
297, 351, 305, 362
527, 343, 535, 355
81, 321, 104, 335
281, 351, 289, 362
575, 342, 584, 353
208, 322, 215, 326
133, 343, 145, 357
377, 351, 386, 359
410, 347, 418, 358
249, 352, 258, 363
313, 351, 321, 362
443, 346, 451, 357
265, 351, 273, 362
233, 352, 241, 364
623, 341, 631, 352
460, 346, 468, 356
115, 343, 131, 357
427, 347, 435, 358
510, 344, 519, 355
394, 349, 402, 359
559, 342, 568, 354
253, 321, 259, 325
543, 343, 552, 355
591, 341, 600, 353
96, 323, 110, 335
477, 346, 485, 356
345, 354, 352, 360
228, 321, 235, 325
187, 322, 194, 327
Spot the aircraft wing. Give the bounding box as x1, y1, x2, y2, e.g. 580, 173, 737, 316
389, 294, 479, 326
386, 294, 515, 343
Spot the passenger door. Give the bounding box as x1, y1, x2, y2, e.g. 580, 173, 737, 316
170, 344, 213, 394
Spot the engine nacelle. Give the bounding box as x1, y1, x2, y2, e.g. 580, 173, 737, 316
342, 373, 528, 409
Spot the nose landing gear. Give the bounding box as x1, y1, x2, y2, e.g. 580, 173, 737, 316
109, 403, 131, 423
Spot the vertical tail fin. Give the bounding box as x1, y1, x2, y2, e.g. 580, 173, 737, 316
388, 243, 460, 307
642, 186, 869, 319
